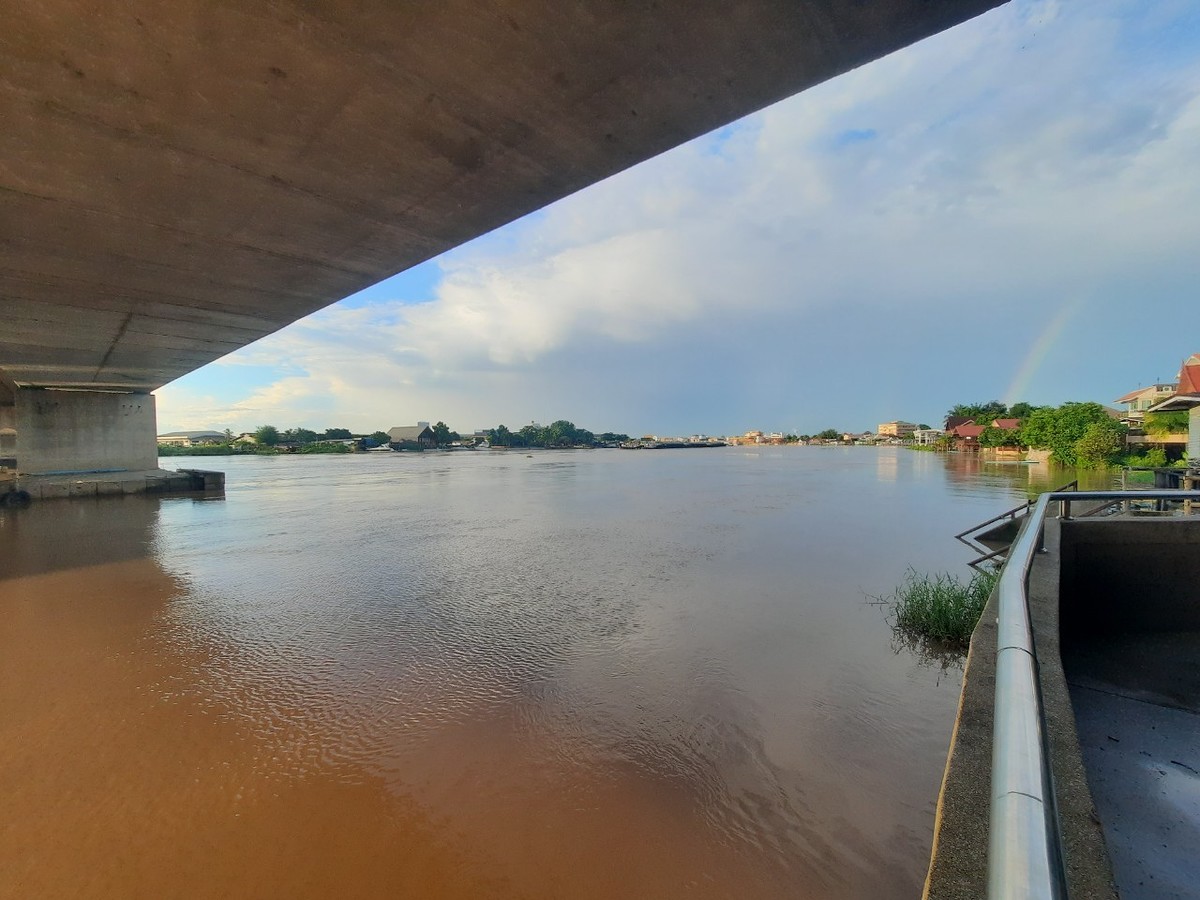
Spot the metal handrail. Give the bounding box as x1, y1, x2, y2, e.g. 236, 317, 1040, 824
959, 482, 1078, 566
956, 481, 1078, 545
953, 501, 1032, 541
988, 489, 1200, 899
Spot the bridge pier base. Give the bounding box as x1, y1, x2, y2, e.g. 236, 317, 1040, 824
11, 387, 158, 476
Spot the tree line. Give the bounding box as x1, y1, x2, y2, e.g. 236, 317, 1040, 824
943, 400, 1188, 468
251, 425, 392, 447
485, 420, 629, 448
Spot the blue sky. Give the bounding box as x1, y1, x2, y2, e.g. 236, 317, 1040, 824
157, 0, 1200, 437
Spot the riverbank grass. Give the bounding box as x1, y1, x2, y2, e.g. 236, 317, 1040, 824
878, 568, 999, 644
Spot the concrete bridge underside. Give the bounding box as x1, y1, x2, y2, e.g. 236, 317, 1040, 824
0, 0, 1001, 473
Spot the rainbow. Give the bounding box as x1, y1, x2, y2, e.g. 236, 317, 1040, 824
1002, 297, 1085, 408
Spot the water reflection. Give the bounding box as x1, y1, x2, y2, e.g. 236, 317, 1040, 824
1, 450, 1042, 898
938, 451, 1118, 501
876, 451, 899, 482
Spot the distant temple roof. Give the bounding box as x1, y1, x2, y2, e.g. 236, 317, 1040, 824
1179, 354, 1200, 395
1148, 354, 1200, 411
952, 424, 986, 439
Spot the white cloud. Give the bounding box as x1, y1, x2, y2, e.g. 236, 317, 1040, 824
159, 0, 1200, 436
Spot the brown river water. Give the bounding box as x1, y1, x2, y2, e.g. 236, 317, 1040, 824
0, 448, 1111, 899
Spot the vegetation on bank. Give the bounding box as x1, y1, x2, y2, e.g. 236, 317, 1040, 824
485, 420, 629, 448
875, 568, 999, 645
160, 418, 634, 454
157, 443, 254, 456
938, 400, 1190, 469
157, 441, 351, 456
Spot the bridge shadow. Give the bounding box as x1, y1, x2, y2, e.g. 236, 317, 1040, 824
0, 495, 170, 581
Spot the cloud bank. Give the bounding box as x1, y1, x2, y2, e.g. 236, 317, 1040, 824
158, 0, 1200, 436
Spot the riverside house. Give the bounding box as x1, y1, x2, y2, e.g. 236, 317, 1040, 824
1114, 382, 1178, 428
387, 424, 437, 450
1147, 353, 1200, 462
157, 430, 227, 447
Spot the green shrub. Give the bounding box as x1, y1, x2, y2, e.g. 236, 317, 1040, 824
876, 568, 999, 644
1124, 447, 1167, 468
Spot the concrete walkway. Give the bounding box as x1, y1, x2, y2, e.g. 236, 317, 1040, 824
1066, 632, 1200, 900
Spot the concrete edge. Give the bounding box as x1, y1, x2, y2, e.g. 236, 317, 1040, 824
1029, 519, 1119, 900
922, 587, 998, 899
923, 520, 1119, 900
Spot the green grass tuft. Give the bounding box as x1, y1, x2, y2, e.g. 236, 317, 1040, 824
878, 568, 999, 644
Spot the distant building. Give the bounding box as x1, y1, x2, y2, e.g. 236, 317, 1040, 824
877, 421, 917, 439
913, 428, 943, 446
949, 423, 985, 451
991, 418, 1021, 431
1147, 354, 1200, 463
944, 415, 974, 432
387, 424, 436, 450
1114, 383, 1178, 427
157, 430, 227, 446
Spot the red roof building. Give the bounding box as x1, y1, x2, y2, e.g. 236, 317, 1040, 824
992, 418, 1021, 431
1178, 354, 1200, 397
1147, 354, 1200, 464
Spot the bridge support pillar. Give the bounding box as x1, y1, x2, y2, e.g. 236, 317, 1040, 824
12, 388, 158, 475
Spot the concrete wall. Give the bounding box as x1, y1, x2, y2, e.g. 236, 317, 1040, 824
14, 388, 157, 475
1060, 518, 1200, 634
1191, 406, 1200, 461
0, 379, 14, 464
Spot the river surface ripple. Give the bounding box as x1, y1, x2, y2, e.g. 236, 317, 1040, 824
0, 448, 1101, 898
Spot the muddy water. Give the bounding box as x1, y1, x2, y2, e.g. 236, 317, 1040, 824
0, 449, 1090, 898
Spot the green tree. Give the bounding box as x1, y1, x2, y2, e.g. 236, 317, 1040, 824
546, 419, 590, 446
1144, 410, 1189, 435
1074, 420, 1126, 468
1127, 447, 1168, 468
817, 428, 840, 440
1007, 402, 1038, 420
283, 427, 318, 444
369, 431, 391, 445
1018, 407, 1057, 452
1020, 402, 1125, 465
324, 427, 353, 440
978, 425, 1023, 448
255, 425, 280, 446
488, 424, 515, 447
431, 421, 460, 445
946, 401, 1007, 424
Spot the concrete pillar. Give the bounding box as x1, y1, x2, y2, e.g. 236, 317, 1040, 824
14, 388, 158, 475
0, 377, 15, 468
1190, 406, 1200, 462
